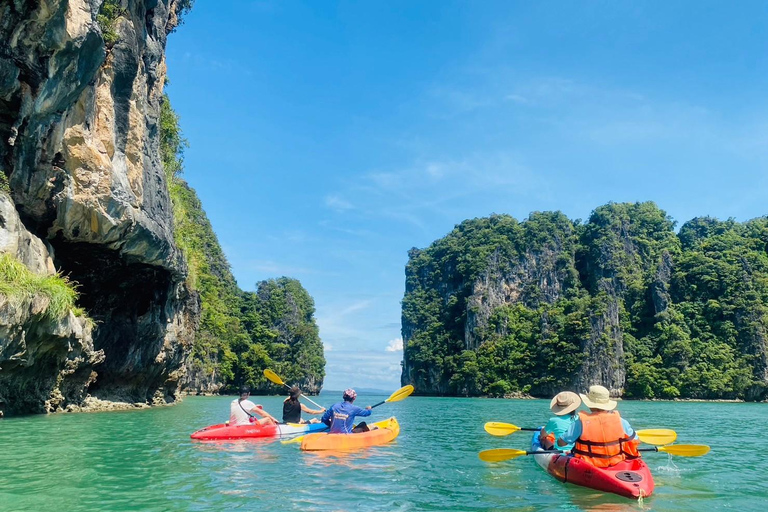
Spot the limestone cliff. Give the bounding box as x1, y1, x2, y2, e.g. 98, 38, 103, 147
401, 203, 768, 401
0, 0, 198, 415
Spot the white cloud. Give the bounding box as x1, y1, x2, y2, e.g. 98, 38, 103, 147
323, 342, 333, 352
315, 298, 377, 351
323, 350, 403, 390
339, 300, 372, 316
247, 260, 315, 276
321, 152, 544, 236
324, 195, 354, 212
385, 337, 403, 352
504, 94, 530, 104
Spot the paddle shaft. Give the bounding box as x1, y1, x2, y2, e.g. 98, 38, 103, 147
522, 447, 672, 456
280, 382, 324, 410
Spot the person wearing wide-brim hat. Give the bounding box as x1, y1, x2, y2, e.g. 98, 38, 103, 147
539, 391, 582, 450
557, 385, 640, 468
579, 385, 618, 411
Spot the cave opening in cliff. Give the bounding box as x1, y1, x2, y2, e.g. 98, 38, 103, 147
51, 239, 173, 402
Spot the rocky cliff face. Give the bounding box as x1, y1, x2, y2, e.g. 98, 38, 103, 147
0, 0, 198, 415
0, 193, 104, 414
401, 204, 768, 400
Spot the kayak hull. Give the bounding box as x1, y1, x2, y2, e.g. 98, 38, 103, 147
531, 433, 654, 499
300, 417, 400, 451
191, 422, 327, 440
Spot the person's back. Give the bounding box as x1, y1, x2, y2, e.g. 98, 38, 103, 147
540, 391, 580, 451
558, 385, 639, 468
229, 386, 279, 427
321, 389, 371, 433
543, 414, 576, 450
230, 397, 257, 426
283, 397, 302, 423
572, 409, 638, 467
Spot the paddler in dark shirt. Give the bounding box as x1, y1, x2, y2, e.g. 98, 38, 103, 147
282, 386, 325, 424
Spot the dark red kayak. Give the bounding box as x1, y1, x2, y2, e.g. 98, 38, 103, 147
531, 434, 654, 499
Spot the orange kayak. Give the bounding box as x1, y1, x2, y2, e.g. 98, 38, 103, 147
300, 417, 400, 451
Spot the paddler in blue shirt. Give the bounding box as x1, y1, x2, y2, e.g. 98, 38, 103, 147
539, 391, 581, 451
321, 388, 372, 433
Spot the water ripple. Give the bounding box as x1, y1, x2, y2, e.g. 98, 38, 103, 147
1, 395, 765, 511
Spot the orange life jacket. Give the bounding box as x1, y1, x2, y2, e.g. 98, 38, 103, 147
572, 410, 640, 468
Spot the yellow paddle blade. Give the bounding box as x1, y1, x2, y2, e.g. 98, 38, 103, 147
484, 422, 521, 437
636, 428, 677, 446
385, 385, 414, 403
281, 435, 305, 445
478, 448, 527, 462
263, 369, 285, 386
657, 444, 710, 457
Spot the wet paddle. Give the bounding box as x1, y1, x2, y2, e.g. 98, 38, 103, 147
484, 422, 677, 445
282, 385, 415, 445
478, 443, 710, 462
263, 369, 324, 410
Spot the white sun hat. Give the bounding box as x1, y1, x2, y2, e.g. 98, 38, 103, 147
579, 385, 617, 411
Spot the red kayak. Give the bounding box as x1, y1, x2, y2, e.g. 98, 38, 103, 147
532, 434, 654, 499
191, 422, 327, 440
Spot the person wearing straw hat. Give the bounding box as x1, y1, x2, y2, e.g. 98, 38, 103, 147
539, 391, 581, 451
556, 385, 640, 468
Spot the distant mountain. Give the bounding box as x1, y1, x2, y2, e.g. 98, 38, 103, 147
322, 388, 392, 395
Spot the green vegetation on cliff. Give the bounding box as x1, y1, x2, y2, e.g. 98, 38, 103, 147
402, 203, 768, 401
160, 94, 325, 392
99, 0, 194, 45
97, 0, 124, 46
0, 171, 10, 194
0, 254, 85, 320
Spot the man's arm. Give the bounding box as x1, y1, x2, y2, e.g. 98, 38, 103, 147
252, 407, 278, 423
621, 418, 635, 438
353, 405, 372, 417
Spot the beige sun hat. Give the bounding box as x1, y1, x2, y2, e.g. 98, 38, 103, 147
549, 391, 581, 416
580, 385, 617, 411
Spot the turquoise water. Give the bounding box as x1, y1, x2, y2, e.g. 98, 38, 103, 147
1, 394, 765, 511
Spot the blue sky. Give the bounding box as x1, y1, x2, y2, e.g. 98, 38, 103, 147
165, 1, 768, 391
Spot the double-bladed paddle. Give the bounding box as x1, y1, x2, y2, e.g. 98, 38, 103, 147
281, 385, 415, 445
370, 385, 414, 408
478, 443, 710, 462
484, 422, 678, 446
263, 369, 325, 410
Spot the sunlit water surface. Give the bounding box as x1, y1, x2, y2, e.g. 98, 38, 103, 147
1, 394, 764, 511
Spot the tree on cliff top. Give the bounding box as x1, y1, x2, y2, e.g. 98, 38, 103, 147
401, 202, 768, 401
